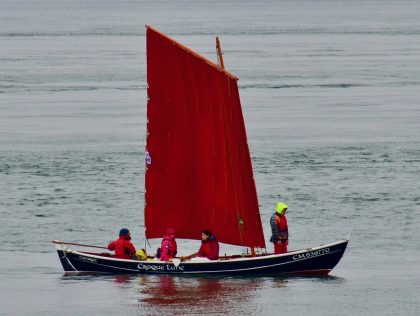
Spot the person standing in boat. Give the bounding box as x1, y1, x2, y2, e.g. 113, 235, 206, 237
270, 202, 289, 254
107, 228, 136, 259
181, 230, 219, 261
159, 228, 178, 261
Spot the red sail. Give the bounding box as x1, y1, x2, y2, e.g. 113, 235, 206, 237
145, 26, 265, 248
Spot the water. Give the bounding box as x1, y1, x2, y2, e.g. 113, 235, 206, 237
1, 0, 420, 315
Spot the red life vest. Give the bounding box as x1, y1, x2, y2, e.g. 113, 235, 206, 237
270, 213, 288, 242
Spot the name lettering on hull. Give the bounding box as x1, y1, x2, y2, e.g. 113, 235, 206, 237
137, 264, 185, 271
78, 255, 98, 263
292, 248, 330, 260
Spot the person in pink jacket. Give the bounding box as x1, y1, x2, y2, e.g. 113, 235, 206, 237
159, 228, 177, 261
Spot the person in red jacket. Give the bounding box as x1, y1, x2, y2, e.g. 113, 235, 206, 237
270, 202, 289, 254
159, 228, 177, 261
197, 230, 219, 260
108, 228, 136, 259
182, 230, 219, 261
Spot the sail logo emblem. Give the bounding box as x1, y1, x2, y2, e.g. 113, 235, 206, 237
145, 152, 152, 165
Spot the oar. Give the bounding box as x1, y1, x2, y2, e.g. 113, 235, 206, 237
181, 252, 198, 261
52, 240, 108, 250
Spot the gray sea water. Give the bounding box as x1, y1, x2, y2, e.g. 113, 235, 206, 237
1, 0, 420, 315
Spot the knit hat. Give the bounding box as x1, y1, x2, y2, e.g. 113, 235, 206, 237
119, 228, 130, 236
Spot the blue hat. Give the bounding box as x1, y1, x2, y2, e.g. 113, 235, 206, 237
119, 228, 130, 236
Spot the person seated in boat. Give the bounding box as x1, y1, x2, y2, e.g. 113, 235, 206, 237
107, 228, 136, 259
182, 230, 219, 261
159, 228, 178, 261
270, 202, 289, 254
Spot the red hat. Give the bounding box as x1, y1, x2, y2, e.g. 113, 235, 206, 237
165, 228, 176, 235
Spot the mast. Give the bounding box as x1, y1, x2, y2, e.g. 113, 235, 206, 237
216, 36, 225, 70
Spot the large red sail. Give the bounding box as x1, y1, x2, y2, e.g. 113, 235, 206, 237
144, 26, 265, 248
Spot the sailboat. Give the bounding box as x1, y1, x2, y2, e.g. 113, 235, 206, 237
53, 25, 348, 275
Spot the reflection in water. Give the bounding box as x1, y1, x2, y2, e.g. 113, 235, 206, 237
268, 276, 289, 289
60, 274, 344, 314
131, 275, 345, 315
134, 275, 285, 315
312, 275, 346, 284
113, 274, 133, 285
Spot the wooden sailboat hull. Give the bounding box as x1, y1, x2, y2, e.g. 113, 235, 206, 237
55, 239, 348, 276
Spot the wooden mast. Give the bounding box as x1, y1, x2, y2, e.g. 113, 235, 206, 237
216, 36, 225, 70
